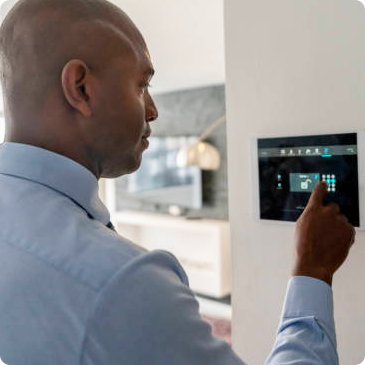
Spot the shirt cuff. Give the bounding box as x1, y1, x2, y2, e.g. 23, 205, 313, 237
281, 276, 334, 330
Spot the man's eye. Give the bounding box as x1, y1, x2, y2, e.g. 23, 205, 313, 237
140, 83, 152, 95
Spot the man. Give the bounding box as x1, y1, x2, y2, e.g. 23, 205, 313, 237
0, 0, 355, 364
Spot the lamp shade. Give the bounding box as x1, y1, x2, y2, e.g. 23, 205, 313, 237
176, 142, 221, 170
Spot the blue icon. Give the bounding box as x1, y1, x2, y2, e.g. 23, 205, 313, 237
324, 148, 329, 153
314, 174, 319, 179
278, 183, 282, 188
327, 179, 331, 183
331, 179, 335, 183
278, 174, 281, 179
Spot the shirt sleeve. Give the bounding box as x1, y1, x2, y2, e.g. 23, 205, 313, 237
80, 249, 246, 365
264, 276, 339, 365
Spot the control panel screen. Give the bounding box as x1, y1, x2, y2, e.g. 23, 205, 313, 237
257, 133, 359, 226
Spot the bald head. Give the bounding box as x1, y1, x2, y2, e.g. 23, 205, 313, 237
0, 0, 145, 118
0, 0, 158, 179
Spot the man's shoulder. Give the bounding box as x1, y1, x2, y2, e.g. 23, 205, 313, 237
0, 174, 150, 293
68, 219, 151, 293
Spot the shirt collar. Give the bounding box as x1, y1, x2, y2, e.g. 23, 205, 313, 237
0, 142, 110, 226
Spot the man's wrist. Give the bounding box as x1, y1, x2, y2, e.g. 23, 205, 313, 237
292, 266, 333, 286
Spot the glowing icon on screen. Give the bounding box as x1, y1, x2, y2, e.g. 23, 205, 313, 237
322, 174, 337, 193
301, 179, 312, 190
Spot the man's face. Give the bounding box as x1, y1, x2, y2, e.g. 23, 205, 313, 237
92, 41, 158, 179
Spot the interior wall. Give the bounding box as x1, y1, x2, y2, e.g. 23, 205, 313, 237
111, 0, 225, 94
224, 0, 365, 364
0, 0, 17, 23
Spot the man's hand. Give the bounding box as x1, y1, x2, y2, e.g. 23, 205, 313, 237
292, 181, 356, 286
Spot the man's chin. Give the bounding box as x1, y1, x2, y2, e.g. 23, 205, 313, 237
124, 153, 143, 175
102, 152, 142, 179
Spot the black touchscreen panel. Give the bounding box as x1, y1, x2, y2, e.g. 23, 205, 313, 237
257, 133, 359, 226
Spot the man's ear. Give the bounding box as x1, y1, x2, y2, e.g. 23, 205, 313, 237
61, 59, 92, 118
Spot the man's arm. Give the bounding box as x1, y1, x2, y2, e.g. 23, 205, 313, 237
80, 249, 246, 365
265, 276, 338, 364
265, 181, 355, 364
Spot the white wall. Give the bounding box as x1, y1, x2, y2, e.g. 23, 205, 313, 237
111, 0, 225, 94
0, 0, 15, 21
224, 0, 365, 364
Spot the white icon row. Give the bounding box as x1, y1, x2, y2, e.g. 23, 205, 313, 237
280, 148, 324, 155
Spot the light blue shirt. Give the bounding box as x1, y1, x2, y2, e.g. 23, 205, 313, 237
265, 276, 338, 364
0, 142, 337, 364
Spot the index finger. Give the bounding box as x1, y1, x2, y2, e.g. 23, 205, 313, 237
307, 181, 327, 209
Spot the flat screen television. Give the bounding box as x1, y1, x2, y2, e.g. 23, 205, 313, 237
124, 136, 203, 210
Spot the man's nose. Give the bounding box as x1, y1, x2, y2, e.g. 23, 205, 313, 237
146, 94, 158, 122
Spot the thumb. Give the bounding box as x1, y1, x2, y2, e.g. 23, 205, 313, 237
307, 181, 327, 208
